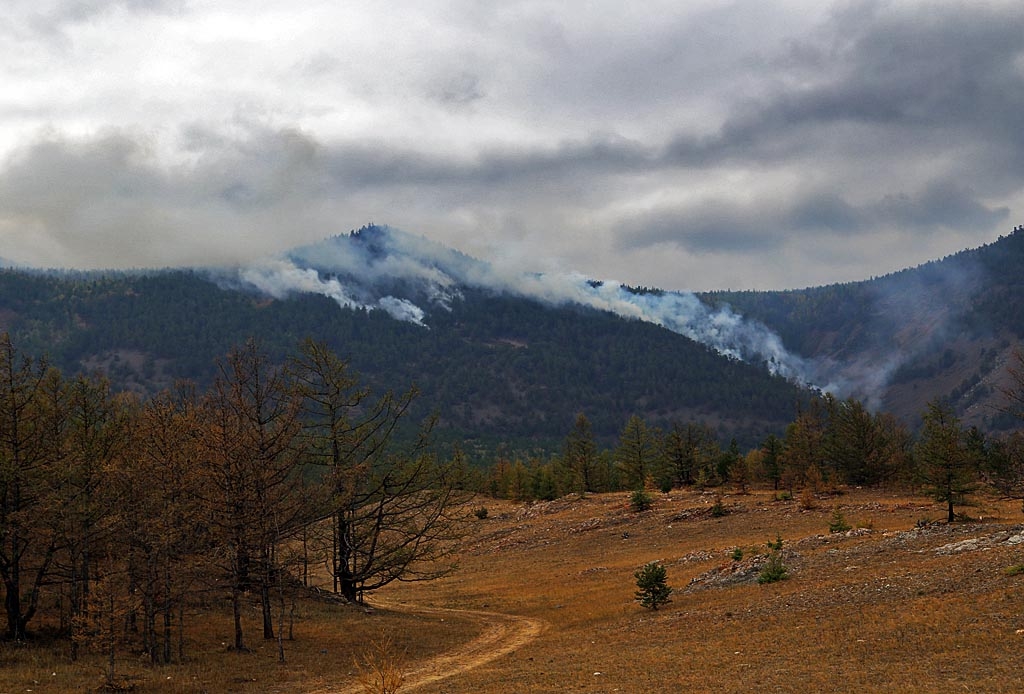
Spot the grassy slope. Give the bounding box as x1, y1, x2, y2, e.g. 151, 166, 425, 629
2, 488, 1023, 692
385, 488, 1024, 693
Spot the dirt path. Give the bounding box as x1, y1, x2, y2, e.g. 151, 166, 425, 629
315, 601, 544, 693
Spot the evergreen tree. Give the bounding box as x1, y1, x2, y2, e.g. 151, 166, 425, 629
563, 413, 598, 495
915, 399, 978, 523
659, 421, 717, 489
761, 433, 783, 490
634, 561, 672, 610
615, 415, 658, 490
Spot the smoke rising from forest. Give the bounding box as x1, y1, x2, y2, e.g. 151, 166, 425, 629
223, 226, 814, 384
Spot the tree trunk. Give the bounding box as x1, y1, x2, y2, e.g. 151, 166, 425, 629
335, 513, 358, 602
231, 583, 244, 652
162, 562, 172, 664
261, 581, 274, 640
261, 546, 274, 640
177, 603, 185, 662
4, 574, 24, 641
948, 498, 955, 523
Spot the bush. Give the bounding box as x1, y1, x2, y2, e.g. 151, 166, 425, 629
710, 494, 727, 517
354, 631, 407, 694
730, 547, 743, 562
630, 489, 653, 513
758, 552, 788, 584
634, 561, 672, 610
799, 487, 817, 510
473, 507, 488, 520
1004, 564, 1024, 577
828, 507, 851, 533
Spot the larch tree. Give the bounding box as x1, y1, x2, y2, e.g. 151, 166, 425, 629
562, 412, 598, 495
615, 415, 659, 490
197, 340, 308, 650
122, 385, 207, 663
1001, 348, 1024, 421
0, 334, 63, 640
915, 399, 978, 523
781, 403, 826, 491
761, 434, 784, 490
288, 339, 472, 603
54, 375, 131, 661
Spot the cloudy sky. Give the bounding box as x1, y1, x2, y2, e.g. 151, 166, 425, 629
1, 0, 1022, 290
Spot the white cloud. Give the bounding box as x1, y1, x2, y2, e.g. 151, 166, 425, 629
0, 1, 1021, 289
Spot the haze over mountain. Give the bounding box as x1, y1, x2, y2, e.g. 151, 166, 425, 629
0, 223, 1020, 454
708, 225, 1024, 430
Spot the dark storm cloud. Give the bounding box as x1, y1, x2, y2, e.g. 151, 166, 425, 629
620, 182, 1009, 255
660, 2, 1024, 167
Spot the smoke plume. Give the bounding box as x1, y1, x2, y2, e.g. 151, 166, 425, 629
221, 225, 814, 383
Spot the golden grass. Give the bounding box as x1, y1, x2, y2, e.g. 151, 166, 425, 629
0, 594, 480, 692
383, 488, 1024, 693
3, 487, 1024, 692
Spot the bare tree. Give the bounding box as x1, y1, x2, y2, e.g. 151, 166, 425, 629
289, 339, 472, 603
0, 334, 64, 640
1002, 348, 1024, 422
196, 340, 308, 650
121, 385, 207, 663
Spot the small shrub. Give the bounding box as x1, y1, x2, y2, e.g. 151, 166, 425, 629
658, 478, 673, 493
1004, 564, 1024, 577
799, 487, 817, 510
775, 490, 792, 502
634, 561, 672, 610
730, 547, 743, 562
710, 494, 727, 517
473, 506, 488, 520
767, 534, 783, 552
355, 631, 406, 694
828, 507, 852, 534
630, 489, 653, 513
758, 552, 788, 584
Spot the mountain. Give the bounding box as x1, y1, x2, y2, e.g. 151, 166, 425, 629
703, 225, 1024, 430
4, 224, 1017, 454
0, 230, 812, 455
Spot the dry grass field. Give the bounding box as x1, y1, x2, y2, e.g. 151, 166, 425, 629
3, 487, 1024, 693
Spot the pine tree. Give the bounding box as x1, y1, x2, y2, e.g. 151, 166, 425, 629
634, 561, 672, 610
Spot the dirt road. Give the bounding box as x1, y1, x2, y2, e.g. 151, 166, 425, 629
318, 601, 544, 693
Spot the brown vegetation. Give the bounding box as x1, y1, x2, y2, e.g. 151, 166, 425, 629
2, 487, 1024, 691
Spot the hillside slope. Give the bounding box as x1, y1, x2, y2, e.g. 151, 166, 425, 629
705, 227, 1024, 429
0, 267, 808, 453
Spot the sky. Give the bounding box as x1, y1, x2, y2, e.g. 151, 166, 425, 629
1, 0, 1022, 291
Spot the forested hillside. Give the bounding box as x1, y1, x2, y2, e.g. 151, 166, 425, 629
704, 227, 1024, 429
0, 268, 808, 453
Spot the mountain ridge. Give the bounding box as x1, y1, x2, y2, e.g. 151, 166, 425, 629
704, 226, 1024, 429
0, 225, 1019, 454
